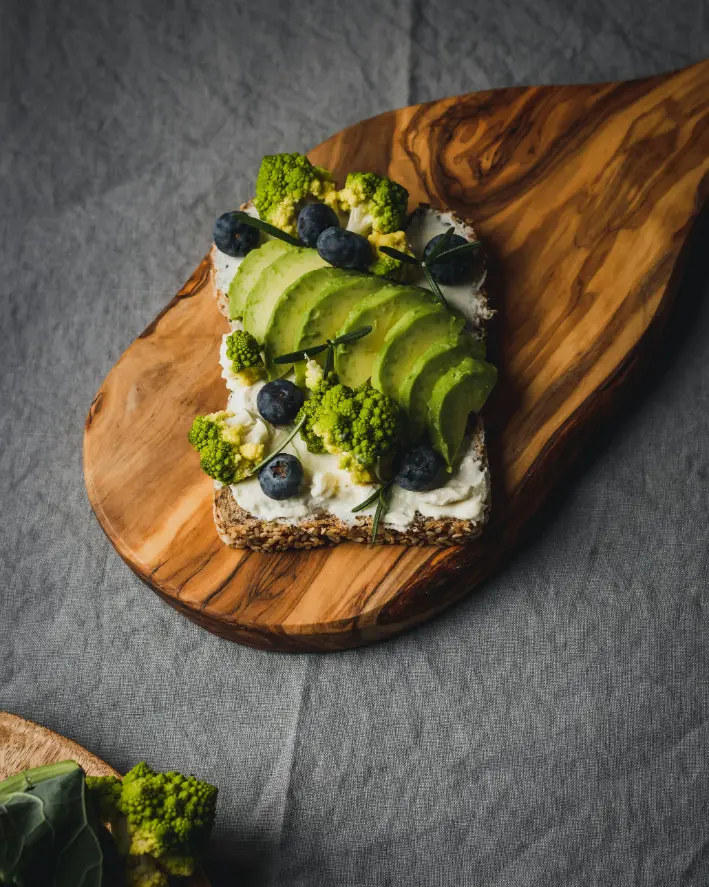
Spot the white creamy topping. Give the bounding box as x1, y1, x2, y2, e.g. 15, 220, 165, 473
212, 250, 244, 298
214, 208, 491, 529
405, 208, 491, 327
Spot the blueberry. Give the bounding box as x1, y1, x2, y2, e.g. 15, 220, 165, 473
297, 204, 340, 248
394, 446, 444, 492
423, 233, 474, 285
317, 227, 372, 271
257, 379, 304, 426
258, 453, 303, 500
213, 212, 260, 257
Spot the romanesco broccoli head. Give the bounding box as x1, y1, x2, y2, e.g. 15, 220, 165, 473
367, 230, 414, 280
296, 374, 338, 454
254, 152, 338, 235
188, 411, 265, 483
339, 172, 408, 235
310, 381, 403, 475
125, 855, 169, 887
225, 329, 265, 385
88, 762, 217, 882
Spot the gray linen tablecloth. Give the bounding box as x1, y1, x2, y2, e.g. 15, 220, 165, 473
2, 1, 709, 884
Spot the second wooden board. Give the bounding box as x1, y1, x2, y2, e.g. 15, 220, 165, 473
85, 60, 709, 652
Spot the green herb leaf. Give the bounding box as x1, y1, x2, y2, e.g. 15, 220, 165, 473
352, 479, 393, 515
378, 246, 420, 266
332, 325, 373, 345
273, 343, 329, 364
231, 211, 301, 247
423, 265, 451, 313
423, 226, 456, 263
324, 341, 335, 376
0, 762, 104, 887
431, 240, 480, 263
248, 416, 306, 476
371, 484, 392, 542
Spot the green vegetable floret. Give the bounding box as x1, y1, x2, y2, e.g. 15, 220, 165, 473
338, 171, 408, 236
296, 368, 337, 455
254, 152, 338, 236
87, 762, 217, 886
300, 379, 403, 482
225, 329, 265, 385
367, 230, 415, 281
188, 411, 265, 484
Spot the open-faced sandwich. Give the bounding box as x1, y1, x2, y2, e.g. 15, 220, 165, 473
190, 152, 497, 550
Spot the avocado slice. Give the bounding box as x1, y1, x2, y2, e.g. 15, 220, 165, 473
401, 336, 488, 440
227, 240, 293, 321
371, 304, 465, 402
263, 267, 353, 377
243, 248, 328, 343
335, 285, 436, 388
292, 274, 390, 385
428, 357, 498, 467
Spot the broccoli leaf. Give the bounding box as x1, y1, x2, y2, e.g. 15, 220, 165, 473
0, 764, 105, 887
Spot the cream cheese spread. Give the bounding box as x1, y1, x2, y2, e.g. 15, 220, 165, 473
212, 207, 490, 529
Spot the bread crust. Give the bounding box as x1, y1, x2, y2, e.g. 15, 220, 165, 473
213, 425, 489, 551
208, 202, 492, 549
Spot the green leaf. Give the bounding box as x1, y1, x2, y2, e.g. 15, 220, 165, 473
352, 479, 392, 514
371, 484, 392, 542
431, 240, 480, 263
0, 764, 105, 887
332, 325, 373, 345
378, 246, 419, 265
423, 266, 451, 313
273, 343, 329, 364
248, 416, 306, 477
423, 226, 456, 263
231, 211, 301, 247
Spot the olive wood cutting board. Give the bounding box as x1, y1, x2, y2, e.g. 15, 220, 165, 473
84, 59, 709, 652
0, 712, 211, 887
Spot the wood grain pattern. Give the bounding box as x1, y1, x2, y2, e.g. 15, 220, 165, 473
84, 60, 709, 652
0, 712, 211, 887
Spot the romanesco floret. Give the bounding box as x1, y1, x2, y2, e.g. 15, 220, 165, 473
87, 762, 217, 885
225, 329, 264, 385
367, 230, 414, 280
296, 374, 337, 454
188, 411, 265, 483
338, 172, 408, 236
254, 152, 338, 236
309, 381, 403, 477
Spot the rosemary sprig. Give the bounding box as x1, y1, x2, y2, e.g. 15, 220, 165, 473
423, 265, 451, 312
423, 225, 457, 262
351, 479, 394, 543
273, 325, 373, 366
231, 210, 301, 247
432, 240, 480, 262
248, 415, 305, 476
379, 226, 479, 314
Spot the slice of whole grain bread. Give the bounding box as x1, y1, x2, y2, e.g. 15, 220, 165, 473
208, 203, 492, 550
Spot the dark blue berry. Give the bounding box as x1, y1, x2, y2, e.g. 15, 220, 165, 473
423, 233, 474, 285
213, 212, 260, 257
257, 379, 304, 426
297, 204, 340, 248
317, 227, 372, 271
394, 446, 444, 491
258, 453, 303, 500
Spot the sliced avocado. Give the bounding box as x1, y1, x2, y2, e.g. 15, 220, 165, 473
227, 240, 293, 321
335, 285, 436, 388
243, 248, 328, 343
293, 274, 390, 385
371, 304, 465, 401
263, 267, 353, 377
428, 358, 498, 467
402, 336, 488, 440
